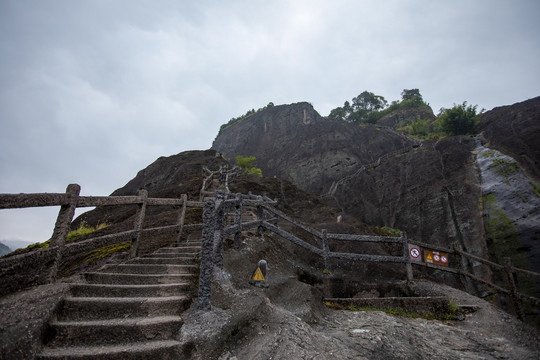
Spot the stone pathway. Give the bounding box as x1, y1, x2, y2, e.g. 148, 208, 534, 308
37, 241, 200, 360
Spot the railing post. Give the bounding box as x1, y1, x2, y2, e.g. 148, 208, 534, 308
256, 198, 264, 237
173, 194, 188, 246
402, 232, 413, 282
234, 193, 243, 249
49, 183, 80, 282
452, 243, 467, 290
130, 189, 148, 258
322, 229, 329, 271
213, 192, 225, 269
198, 197, 216, 310
504, 257, 525, 321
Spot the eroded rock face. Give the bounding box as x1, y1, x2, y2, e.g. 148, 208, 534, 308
476, 96, 540, 181
212, 102, 416, 195
332, 137, 483, 248
476, 141, 540, 274
377, 105, 436, 128
212, 103, 493, 292
212, 104, 484, 252
330, 136, 489, 292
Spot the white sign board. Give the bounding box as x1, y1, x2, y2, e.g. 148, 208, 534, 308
408, 244, 422, 262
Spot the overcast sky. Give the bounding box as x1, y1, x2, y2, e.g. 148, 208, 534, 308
1, 0, 539, 246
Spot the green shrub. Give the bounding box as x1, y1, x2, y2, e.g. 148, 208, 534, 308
438, 102, 481, 135
236, 155, 263, 177
375, 226, 402, 237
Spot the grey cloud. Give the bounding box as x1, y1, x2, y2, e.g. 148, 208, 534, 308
1, 0, 539, 243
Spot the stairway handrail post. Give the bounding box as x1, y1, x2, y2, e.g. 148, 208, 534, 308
198, 197, 216, 310
504, 257, 525, 321
213, 191, 225, 269
401, 232, 413, 282
130, 189, 148, 258
173, 194, 188, 245
49, 183, 81, 282
234, 193, 243, 249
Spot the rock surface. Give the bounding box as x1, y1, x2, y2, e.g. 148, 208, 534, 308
212, 102, 417, 195
476, 141, 540, 273
212, 103, 489, 292
476, 96, 540, 181
178, 233, 539, 359
377, 104, 436, 128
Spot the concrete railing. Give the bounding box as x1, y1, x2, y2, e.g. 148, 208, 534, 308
5, 182, 537, 322
408, 239, 540, 321
196, 188, 540, 322
0, 184, 203, 294
196, 190, 412, 310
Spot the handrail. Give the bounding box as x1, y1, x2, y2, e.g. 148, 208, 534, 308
197, 194, 413, 310
407, 240, 540, 321
3, 183, 539, 321
210, 194, 540, 320
0, 193, 68, 208
0, 184, 200, 294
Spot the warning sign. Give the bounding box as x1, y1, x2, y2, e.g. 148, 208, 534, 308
250, 259, 268, 287
408, 244, 422, 262
424, 249, 449, 267
252, 267, 266, 281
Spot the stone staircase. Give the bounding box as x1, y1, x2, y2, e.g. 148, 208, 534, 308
37, 241, 201, 360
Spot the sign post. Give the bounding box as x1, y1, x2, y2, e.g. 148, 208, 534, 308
408, 244, 422, 263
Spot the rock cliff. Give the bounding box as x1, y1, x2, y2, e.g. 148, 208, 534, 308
377, 104, 436, 128
476, 96, 540, 181
212, 103, 486, 260
212, 98, 540, 297
212, 102, 417, 195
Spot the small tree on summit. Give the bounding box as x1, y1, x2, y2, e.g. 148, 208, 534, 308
401, 88, 423, 103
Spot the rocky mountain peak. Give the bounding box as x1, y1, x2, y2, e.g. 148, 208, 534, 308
213, 102, 416, 194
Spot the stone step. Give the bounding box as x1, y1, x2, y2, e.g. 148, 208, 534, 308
69, 283, 191, 298
100, 264, 198, 275
84, 272, 195, 285
128, 257, 196, 265
37, 340, 181, 360
45, 316, 183, 347
57, 296, 189, 321
157, 246, 201, 254
141, 252, 199, 259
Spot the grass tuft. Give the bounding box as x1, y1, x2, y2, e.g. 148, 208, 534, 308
67, 222, 109, 243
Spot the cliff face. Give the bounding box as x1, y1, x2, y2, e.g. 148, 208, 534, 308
212, 98, 540, 296
377, 105, 436, 128
212, 103, 484, 254
212, 102, 490, 291
212, 102, 417, 194
330, 136, 488, 274
476, 96, 540, 181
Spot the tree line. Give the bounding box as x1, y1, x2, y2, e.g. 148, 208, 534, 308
328, 88, 481, 136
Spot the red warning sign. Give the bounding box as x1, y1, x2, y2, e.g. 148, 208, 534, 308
408, 244, 422, 262
424, 249, 449, 267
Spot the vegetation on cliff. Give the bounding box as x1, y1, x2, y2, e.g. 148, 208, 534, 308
327, 89, 429, 125
438, 102, 482, 135
235, 155, 262, 177
217, 102, 275, 137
